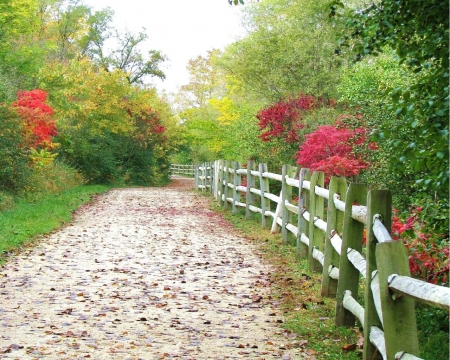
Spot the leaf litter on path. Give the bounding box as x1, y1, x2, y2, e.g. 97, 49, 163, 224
0, 177, 306, 359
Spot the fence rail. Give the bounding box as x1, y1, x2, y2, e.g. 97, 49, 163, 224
194, 160, 450, 360
170, 164, 195, 176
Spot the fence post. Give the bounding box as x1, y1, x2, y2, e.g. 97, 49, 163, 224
223, 160, 232, 210
281, 164, 297, 245
204, 162, 211, 192
232, 162, 241, 214
297, 168, 310, 258
194, 164, 199, 190
308, 171, 325, 272
369, 190, 419, 358
363, 189, 388, 359
321, 176, 347, 297
259, 163, 271, 228
246, 160, 256, 220
218, 160, 225, 207
335, 183, 367, 327
213, 160, 219, 200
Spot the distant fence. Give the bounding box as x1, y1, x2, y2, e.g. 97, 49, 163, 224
170, 164, 195, 177
194, 159, 450, 360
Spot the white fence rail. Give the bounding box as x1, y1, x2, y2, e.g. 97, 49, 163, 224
194, 160, 449, 360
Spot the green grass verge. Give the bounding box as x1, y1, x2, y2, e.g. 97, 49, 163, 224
0, 185, 111, 264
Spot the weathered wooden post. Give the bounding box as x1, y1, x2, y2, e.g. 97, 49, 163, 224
258, 163, 271, 228
308, 171, 325, 272
321, 176, 347, 297
281, 164, 297, 245
369, 190, 419, 359
245, 160, 256, 220
213, 160, 220, 200
232, 162, 241, 214
297, 168, 310, 258
335, 183, 367, 327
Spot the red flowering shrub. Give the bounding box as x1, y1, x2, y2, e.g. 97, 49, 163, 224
295, 120, 370, 181
12, 89, 57, 149
392, 206, 449, 285
257, 93, 318, 143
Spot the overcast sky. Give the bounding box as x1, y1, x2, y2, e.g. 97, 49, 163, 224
85, 0, 246, 94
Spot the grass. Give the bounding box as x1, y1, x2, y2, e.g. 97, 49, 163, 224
0, 185, 111, 264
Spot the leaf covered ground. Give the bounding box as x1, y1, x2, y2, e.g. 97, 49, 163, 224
0, 177, 310, 359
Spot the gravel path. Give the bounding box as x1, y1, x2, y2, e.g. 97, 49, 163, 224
0, 177, 304, 359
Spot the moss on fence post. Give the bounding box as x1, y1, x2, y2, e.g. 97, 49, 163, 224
308, 171, 325, 273
321, 176, 347, 297
335, 183, 367, 327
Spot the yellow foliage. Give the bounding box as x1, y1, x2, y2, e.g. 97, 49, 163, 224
209, 97, 240, 125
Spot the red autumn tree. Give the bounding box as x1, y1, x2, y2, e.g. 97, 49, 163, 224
12, 89, 57, 149
257, 93, 318, 143
295, 119, 370, 181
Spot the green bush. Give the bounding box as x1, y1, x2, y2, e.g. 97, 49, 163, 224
0, 105, 32, 193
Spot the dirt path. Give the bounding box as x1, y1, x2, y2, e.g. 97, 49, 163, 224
0, 177, 305, 359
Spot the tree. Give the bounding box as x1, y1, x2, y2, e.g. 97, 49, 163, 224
96, 30, 166, 85
332, 0, 449, 197
219, 0, 343, 102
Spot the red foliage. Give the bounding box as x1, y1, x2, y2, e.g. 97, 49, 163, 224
392, 207, 449, 285
295, 122, 369, 181
12, 89, 57, 149
257, 94, 318, 143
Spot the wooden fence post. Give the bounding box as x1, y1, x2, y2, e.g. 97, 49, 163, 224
335, 183, 367, 327
259, 163, 271, 228
223, 160, 232, 210
369, 190, 419, 358
218, 160, 225, 207
297, 168, 310, 259
205, 161, 211, 192
363, 189, 388, 359
246, 160, 256, 220
213, 160, 219, 200
232, 162, 241, 214
282, 164, 297, 245
308, 171, 325, 272
194, 164, 200, 190
321, 176, 347, 297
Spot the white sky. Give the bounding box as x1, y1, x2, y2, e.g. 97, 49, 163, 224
85, 0, 246, 94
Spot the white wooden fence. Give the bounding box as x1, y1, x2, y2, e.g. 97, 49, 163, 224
170, 164, 194, 176
194, 159, 450, 360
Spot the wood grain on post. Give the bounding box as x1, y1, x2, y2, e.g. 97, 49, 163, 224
194, 164, 200, 190
363, 189, 390, 359
321, 176, 347, 297
335, 183, 367, 327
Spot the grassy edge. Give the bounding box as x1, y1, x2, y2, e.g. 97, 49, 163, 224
202, 194, 363, 359
0, 184, 111, 265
